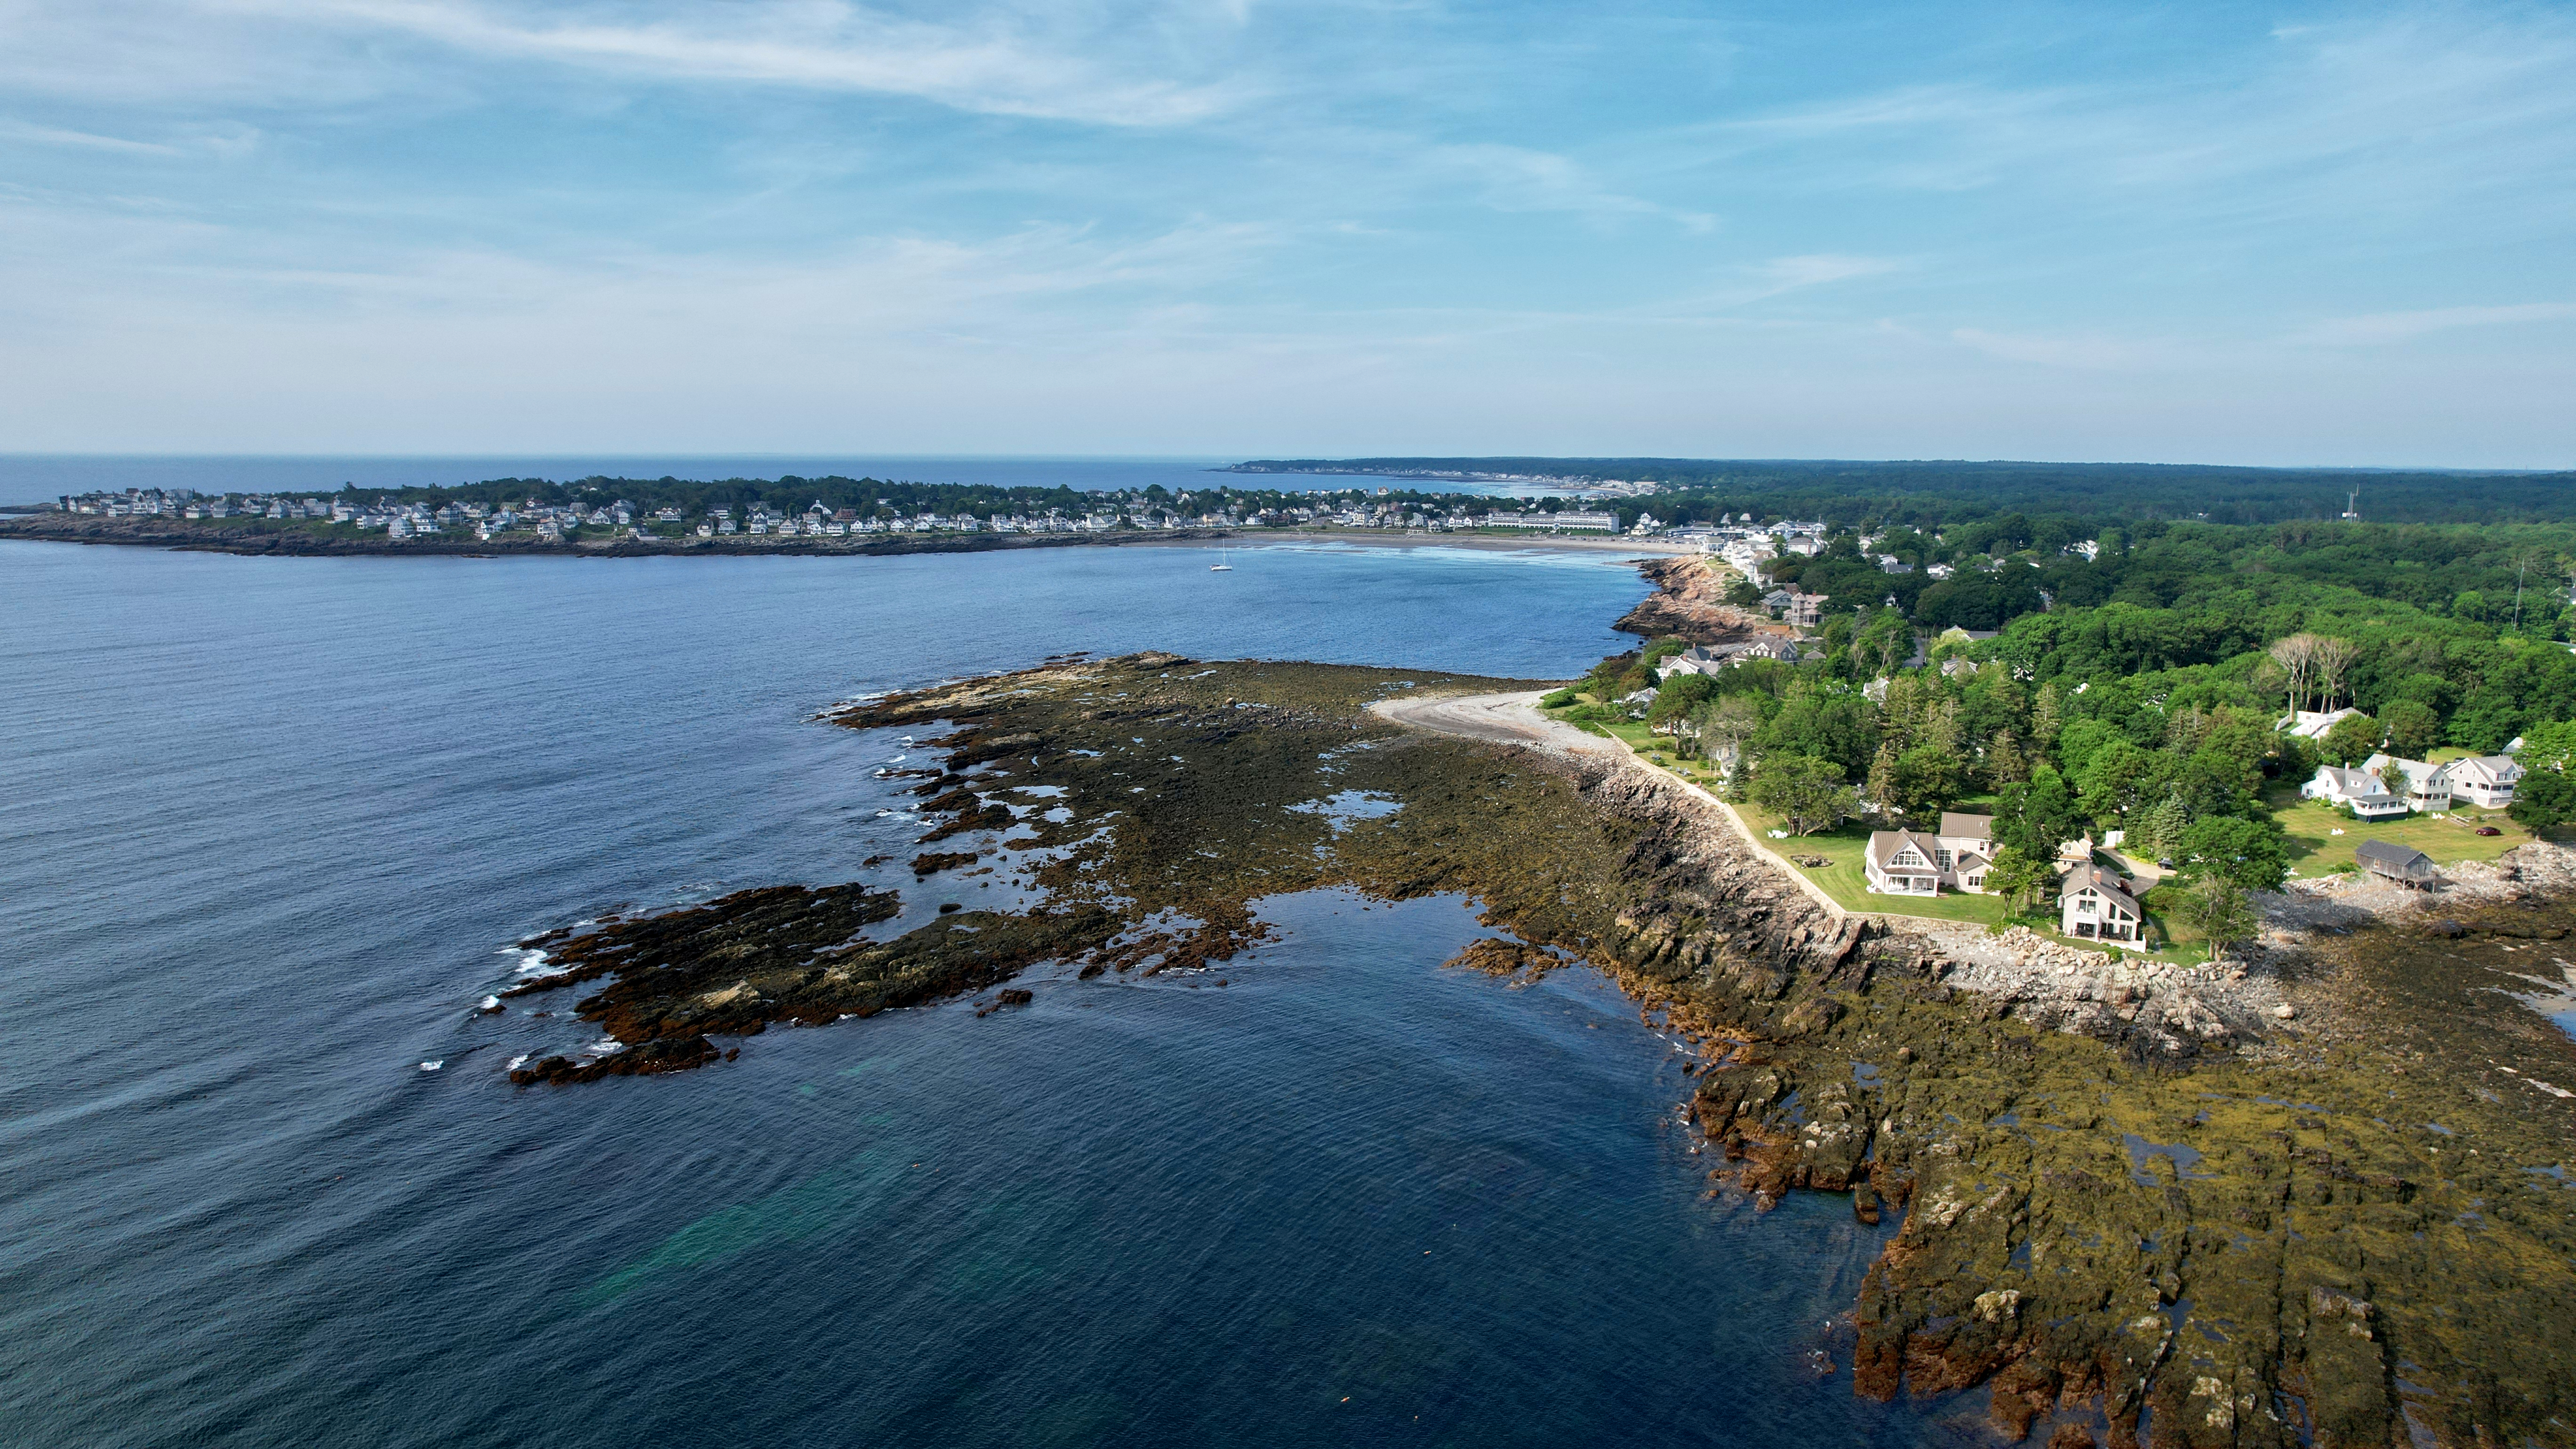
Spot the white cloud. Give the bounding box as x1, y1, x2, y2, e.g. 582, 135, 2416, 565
1950, 328, 2149, 371
0, 121, 181, 155
1428, 143, 1714, 230
1754, 254, 1897, 291
237, 0, 1241, 124
2295, 302, 2576, 347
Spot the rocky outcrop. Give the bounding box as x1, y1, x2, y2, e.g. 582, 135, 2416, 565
1613, 556, 1790, 643
1512, 736, 2576, 1449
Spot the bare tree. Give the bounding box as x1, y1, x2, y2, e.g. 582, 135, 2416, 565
2312, 636, 2359, 711
2267, 634, 2317, 716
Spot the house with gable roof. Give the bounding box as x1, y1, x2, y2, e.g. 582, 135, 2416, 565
2058, 864, 2145, 945
2300, 764, 2407, 819
2445, 755, 2521, 808
1862, 812, 1997, 896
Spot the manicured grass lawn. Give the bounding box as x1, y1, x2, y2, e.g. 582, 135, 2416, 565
1728, 805, 2011, 925
2261, 784, 2530, 875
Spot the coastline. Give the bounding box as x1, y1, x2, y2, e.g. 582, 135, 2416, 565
0, 513, 1697, 561
460, 552, 2576, 1447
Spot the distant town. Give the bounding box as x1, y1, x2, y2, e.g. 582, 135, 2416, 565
40, 483, 1689, 545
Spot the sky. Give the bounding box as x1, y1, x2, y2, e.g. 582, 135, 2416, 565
0, 0, 2571, 466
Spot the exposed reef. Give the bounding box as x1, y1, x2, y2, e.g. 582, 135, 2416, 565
496, 651, 2576, 1449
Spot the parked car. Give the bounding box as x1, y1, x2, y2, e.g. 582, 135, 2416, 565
2475, 826, 2502, 837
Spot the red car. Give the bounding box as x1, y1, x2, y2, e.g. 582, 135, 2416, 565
2475, 826, 2502, 837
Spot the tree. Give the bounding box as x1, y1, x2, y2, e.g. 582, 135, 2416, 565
2508, 768, 2576, 834
2517, 719, 2576, 773
2130, 788, 2192, 862
1995, 766, 2085, 861
2319, 711, 2382, 766
2173, 876, 2258, 964
2175, 814, 2289, 892
1697, 694, 1767, 765
1749, 754, 1860, 836
2029, 682, 2065, 759
1983, 729, 2029, 789
2378, 698, 2440, 759
1893, 744, 1963, 819
2312, 636, 2359, 709
1981, 845, 2054, 914
2267, 634, 2318, 716
1864, 741, 1900, 819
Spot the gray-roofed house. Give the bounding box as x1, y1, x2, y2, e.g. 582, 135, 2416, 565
1864, 829, 1943, 896
2300, 764, 2407, 820
2058, 863, 2145, 945
2362, 753, 2453, 811
2445, 755, 2522, 808
2354, 840, 2439, 889
1934, 813, 1996, 893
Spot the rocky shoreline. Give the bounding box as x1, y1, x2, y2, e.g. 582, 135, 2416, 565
491, 647, 2575, 1449
1613, 554, 1789, 643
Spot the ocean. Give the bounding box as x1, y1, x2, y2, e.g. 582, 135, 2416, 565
0, 538, 1940, 1446
0, 455, 1586, 509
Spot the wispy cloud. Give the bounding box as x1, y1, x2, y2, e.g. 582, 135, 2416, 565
1428, 143, 1715, 230
1753, 254, 1897, 292
2295, 302, 2576, 347
0, 120, 181, 156
250, 0, 1242, 124
1951, 328, 2151, 371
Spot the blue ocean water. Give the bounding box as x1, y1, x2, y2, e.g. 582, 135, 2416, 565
0, 539, 1941, 1447
0, 455, 1577, 508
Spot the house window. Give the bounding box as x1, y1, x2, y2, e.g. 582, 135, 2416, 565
2076, 898, 2096, 913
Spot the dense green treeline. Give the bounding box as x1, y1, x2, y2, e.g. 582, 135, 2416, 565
1567, 507, 2576, 923
1231, 457, 2576, 525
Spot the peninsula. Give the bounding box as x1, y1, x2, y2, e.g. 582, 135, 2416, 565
480, 478, 2576, 1449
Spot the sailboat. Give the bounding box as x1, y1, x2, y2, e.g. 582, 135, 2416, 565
1209, 546, 1233, 572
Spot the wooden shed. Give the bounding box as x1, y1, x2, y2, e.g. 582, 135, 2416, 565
2354, 839, 2438, 889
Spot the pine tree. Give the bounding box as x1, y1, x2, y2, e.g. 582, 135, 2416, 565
1865, 741, 1902, 821
1984, 729, 2028, 788
2030, 682, 2064, 759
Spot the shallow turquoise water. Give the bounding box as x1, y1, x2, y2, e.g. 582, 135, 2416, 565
0, 540, 1943, 1446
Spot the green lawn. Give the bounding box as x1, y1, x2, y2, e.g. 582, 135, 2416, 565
2262, 784, 2531, 875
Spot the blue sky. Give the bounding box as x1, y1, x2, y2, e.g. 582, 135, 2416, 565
1, 1, 2571, 465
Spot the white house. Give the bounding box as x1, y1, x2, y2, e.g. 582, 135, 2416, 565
2282, 708, 2361, 741
2362, 753, 2452, 811
2301, 765, 2408, 819
1863, 813, 1996, 895
2059, 864, 2145, 945
2446, 755, 2522, 808
1864, 829, 1943, 895
1934, 812, 1996, 892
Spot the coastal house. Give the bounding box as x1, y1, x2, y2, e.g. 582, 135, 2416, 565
2362, 753, 2453, 811
2057, 864, 2144, 945
2301, 765, 2407, 819
2282, 708, 2361, 741
2445, 755, 2521, 808
1864, 829, 1944, 896
1933, 813, 1996, 891
2354, 840, 2439, 888
1863, 813, 1996, 895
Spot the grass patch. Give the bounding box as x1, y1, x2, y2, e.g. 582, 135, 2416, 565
2260, 785, 2530, 875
